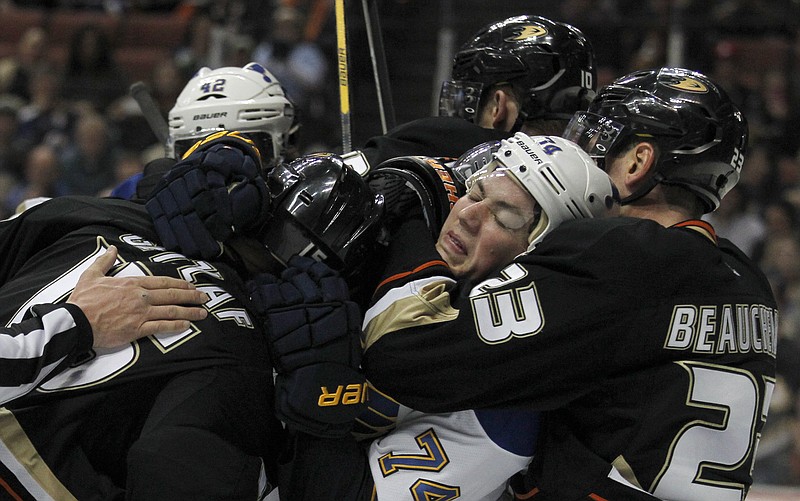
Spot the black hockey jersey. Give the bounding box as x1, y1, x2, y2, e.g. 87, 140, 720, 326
360, 116, 511, 166
362, 216, 777, 500
0, 196, 280, 500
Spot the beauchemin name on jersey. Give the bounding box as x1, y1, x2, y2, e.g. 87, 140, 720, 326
664, 303, 777, 357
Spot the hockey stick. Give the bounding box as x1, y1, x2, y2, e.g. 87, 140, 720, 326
361, 0, 395, 134
334, 0, 353, 153
130, 81, 170, 153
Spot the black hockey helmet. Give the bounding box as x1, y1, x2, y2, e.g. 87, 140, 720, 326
563, 67, 748, 212
439, 15, 596, 124
260, 153, 385, 278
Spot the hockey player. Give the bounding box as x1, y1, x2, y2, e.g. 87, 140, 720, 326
357, 14, 597, 168
144, 15, 597, 262
139, 15, 600, 499
119, 61, 296, 203
0, 132, 384, 500
353, 68, 775, 500
247, 133, 617, 500
361, 134, 617, 500
0, 191, 280, 500
0, 62, 290, 411
0, 244, 208, 405
133, 62, 298, 259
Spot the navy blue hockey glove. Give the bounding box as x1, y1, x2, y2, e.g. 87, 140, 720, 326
146, 131, 270, 259
249, 255, 362, 372
275, 363, 367, 438
248, 255, 366, 438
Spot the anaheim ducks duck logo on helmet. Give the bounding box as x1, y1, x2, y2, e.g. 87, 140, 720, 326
504, 24, 548, 42
564, 67, 748, 213
664, 76, 709, 93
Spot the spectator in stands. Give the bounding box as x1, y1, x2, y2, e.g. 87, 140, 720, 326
59, 112, 120, 196
252, 5, 330, 153
0, 95, 26, 181
753, 197, 800, 266
16, 64, 76, 151
736, 140, 781, 207
97, 149, 143, 198
61, 24, 128, 114
777, 152, 800, 201
174, 10, 218, 81
0, 99, 23, 218
703, 185, 766, 258
108, 57, 184, 156
761, 233, 800, 333
147, 57, 184, 124
4, 142, 68, 215
0, 26, 50, 102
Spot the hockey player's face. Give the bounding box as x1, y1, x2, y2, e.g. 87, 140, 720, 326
437, 173, 535, 281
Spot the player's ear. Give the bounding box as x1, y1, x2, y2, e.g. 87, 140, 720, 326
628, 142, 657, 183
488, 89, 519, 131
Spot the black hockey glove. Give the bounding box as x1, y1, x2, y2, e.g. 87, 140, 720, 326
366, 156, 464, 241
146, 131, 270, 259
367, 168, 425, 233
248, 255, 366, 438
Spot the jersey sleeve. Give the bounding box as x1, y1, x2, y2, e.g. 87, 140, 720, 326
361, 219, 642, 413
0, 303, 93, 405
360, 116, 511, 167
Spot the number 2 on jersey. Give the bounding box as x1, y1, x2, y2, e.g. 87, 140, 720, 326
652, 361, 774, 501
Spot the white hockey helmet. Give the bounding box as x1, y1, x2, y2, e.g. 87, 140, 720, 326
168, 62, 295, 167
461, 133, 618, 251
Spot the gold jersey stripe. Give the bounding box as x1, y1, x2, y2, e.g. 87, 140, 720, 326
0, 409, 77, 501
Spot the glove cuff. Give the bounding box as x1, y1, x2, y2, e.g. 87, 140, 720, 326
275, 363, 368, 438
182, 130, 263, 168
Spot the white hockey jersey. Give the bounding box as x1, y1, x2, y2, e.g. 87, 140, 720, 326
361, 388, 538, 500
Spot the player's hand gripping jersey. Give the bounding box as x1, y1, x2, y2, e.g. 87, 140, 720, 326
0, 196, 281, 500
362, 214, 777, 500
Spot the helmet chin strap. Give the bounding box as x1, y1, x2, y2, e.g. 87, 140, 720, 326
510, 116, 524, 133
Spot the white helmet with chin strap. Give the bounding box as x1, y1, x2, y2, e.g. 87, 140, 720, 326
168, 62, 295, 168
461, 132, 618, 251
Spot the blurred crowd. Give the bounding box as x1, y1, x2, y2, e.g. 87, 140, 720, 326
0, 0, 799, 488
0, 0, 339, 220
